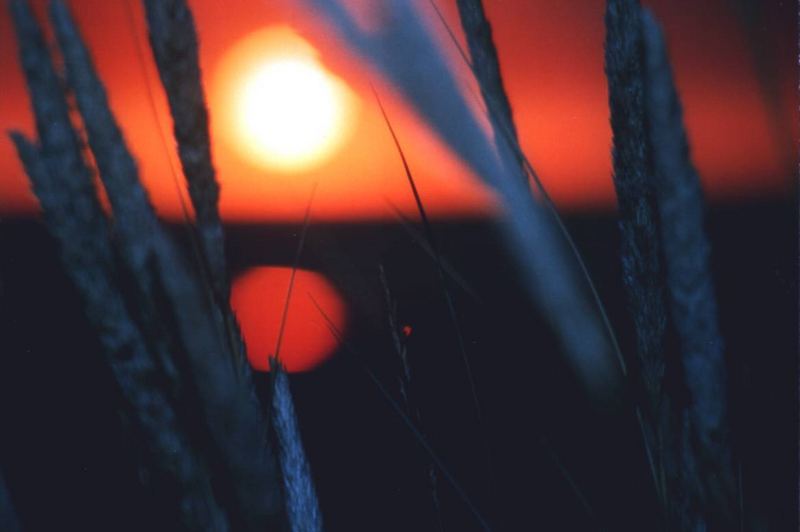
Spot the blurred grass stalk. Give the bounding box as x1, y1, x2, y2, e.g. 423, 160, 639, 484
607, 0, 735, 528
641, 6, 735, 528
309, 0, 622, 404
604, 0, 672, 516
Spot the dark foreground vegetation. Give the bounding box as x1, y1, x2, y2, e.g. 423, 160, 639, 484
1, 0, 795, 530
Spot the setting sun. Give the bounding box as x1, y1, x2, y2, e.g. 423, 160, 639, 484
230, 266, 347, 373
215, 27, 359, 173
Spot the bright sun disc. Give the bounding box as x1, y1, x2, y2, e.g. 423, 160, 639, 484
216, 27, 358, 173
239, 58, 342, 167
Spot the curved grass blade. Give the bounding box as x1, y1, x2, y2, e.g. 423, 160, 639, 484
374, 91, 499, 501
428, 0, 630, 380
385, 200, 481, 303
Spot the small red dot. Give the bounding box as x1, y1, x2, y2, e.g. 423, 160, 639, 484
402, 325, 412, 337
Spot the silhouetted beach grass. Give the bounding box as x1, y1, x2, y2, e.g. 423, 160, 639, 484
2, 0, 775, 530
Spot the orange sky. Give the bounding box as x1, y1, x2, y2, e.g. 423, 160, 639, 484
0, 0, 795, 222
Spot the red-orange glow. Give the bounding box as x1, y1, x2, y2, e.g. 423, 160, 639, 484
230, 266, 347, 373
0, 0, 793, 221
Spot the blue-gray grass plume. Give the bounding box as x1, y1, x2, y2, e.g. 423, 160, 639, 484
271, 361, 324, 532
143, 0, 229, 306
604, 0, 668, 420
9, 2, 228, 528
642, 8, 735, 527
10, 1, 291, 529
